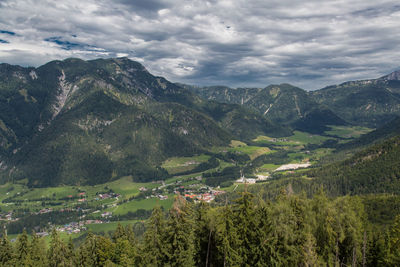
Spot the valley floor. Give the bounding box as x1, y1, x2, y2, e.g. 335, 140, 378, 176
0, 125, 373, 241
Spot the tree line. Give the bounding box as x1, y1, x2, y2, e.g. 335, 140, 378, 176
0, 190, 400, 266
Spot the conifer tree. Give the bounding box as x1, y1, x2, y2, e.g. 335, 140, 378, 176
0, 230, 14, 266
15, 229, 29, 266
216, 204, 241, 266
333, 196, 365, 266
164, 195, 195, 266
253, 205, 274, 266
266, 191, 301, 266
386, 214, 400, 266
114, 239, 135, 267
77, 232, 115, 266
233, 191, 261, 266
48, 228, 73, 267
302, 232, 322, 267
124, 225, 136, 247
112, 223, 126, 243
77, 232, 96, 267
193, 201, 213, 266
29, 232, 48, 267
93, 235, 115, 266
140, 205, 167, 266
311, 189, 337, 265
366, 231, 386, 266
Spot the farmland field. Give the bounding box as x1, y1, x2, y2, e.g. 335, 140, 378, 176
325, 125, 373, 139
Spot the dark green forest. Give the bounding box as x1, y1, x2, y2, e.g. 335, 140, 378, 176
1, 191, 400, 267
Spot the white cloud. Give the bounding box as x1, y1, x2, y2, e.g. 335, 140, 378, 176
0, 0, 400, 89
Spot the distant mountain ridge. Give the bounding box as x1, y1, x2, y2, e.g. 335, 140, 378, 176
184, 83, 346, 133
310, 71, 400, 127
187, 69, 400, 129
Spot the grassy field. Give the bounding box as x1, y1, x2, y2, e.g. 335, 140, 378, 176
220, 183, 245, 192
106, 176, 160, 199
287, 131, 332, 145
9, 176, 160, 202
308, 148, 334, 162
260, 164, 280, 171
86, 220, 140, 233
228, 145, 273, 160
253, 131, 334, 146
110, 195, 174, 215
229, 140, 247, 147
6, 220, 140, 245
162, 154, 210, 174
325, 125, 373, 139
252, 135, 301, 146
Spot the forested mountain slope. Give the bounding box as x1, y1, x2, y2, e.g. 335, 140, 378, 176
0, 58, 291, 187
0, 58, 232, 186
187, 70, 400, 130
256, 134, 400, 198
307, 134, 400, 195
338, 116, 400, 151
186, 83, 346, 133
311, 71, 400, 127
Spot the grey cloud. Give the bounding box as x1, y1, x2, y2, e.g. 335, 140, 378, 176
116, 0, 168, 11
1, 0, 400, 90
111, 0, 169, 17
351, 4, 400, 18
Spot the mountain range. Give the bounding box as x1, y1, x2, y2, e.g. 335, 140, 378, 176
1, 57, 400, 187
0, 58, 286, 187
186, 71, 400, 129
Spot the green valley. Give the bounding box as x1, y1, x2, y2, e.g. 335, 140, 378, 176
1, 58, 400, 267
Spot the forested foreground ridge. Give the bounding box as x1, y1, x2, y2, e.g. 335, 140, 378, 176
1, 191, 400, 267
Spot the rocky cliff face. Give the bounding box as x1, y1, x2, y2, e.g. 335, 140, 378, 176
380, 70, 400, 81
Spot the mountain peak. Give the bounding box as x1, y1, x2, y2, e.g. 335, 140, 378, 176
380, 70, 400, 81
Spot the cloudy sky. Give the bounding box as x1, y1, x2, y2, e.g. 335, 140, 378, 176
1, 0, 400, 90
